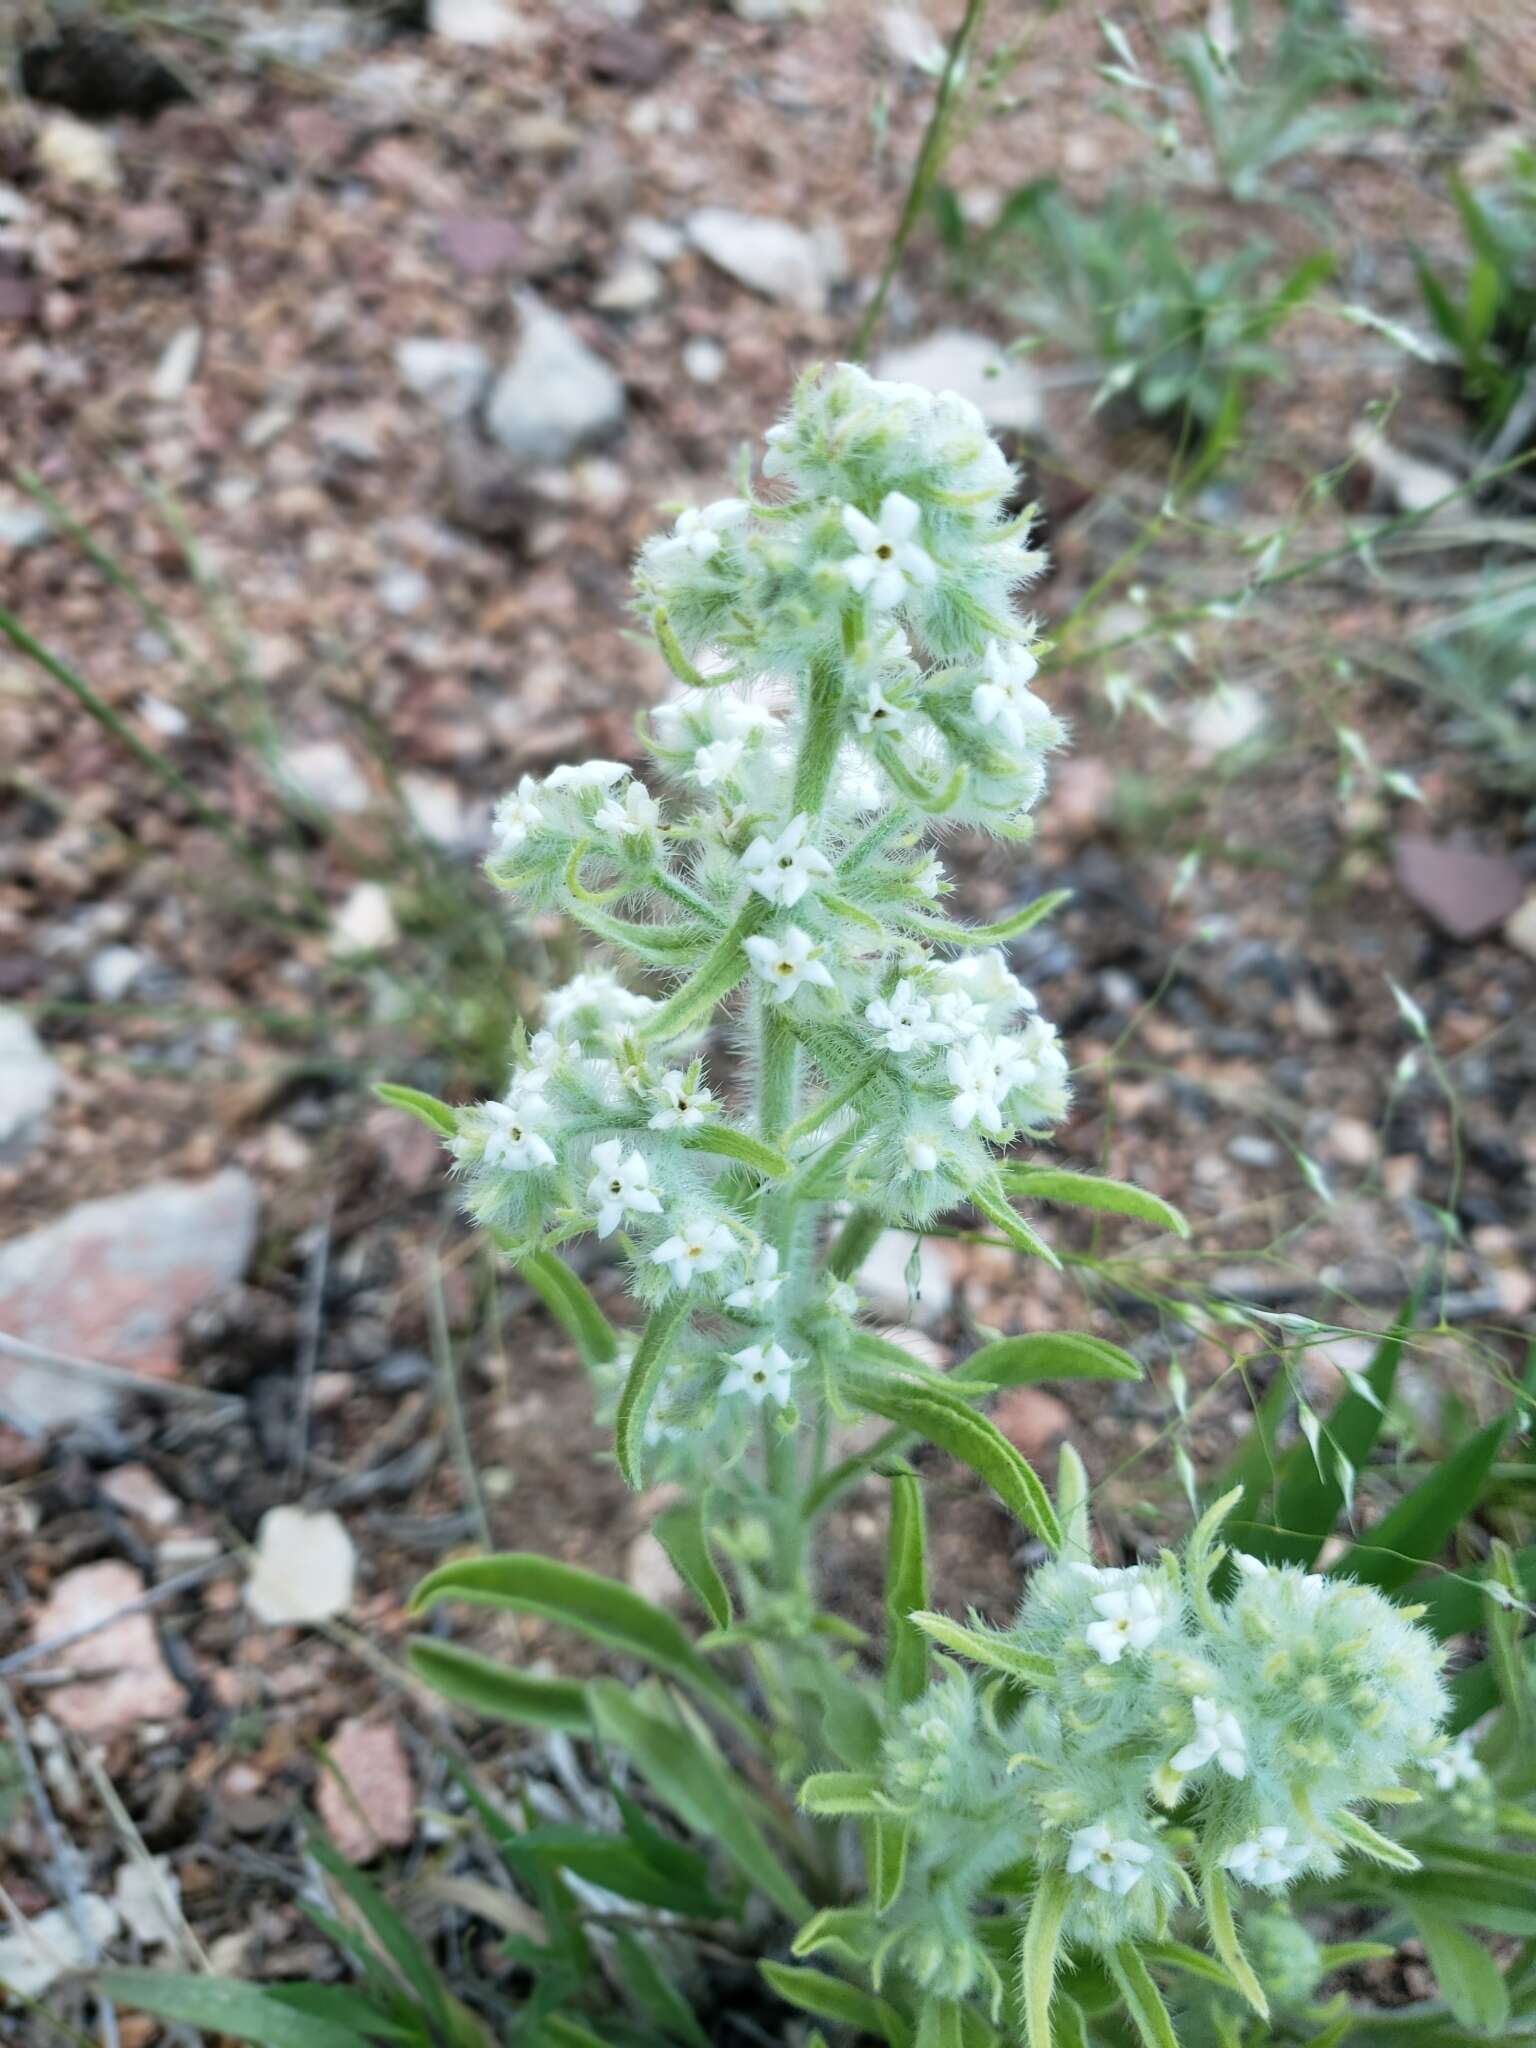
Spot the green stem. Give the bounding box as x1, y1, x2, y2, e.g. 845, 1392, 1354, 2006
849, 0, 992, 363
781, 1064, 878, 1153
791, 652, 846, 818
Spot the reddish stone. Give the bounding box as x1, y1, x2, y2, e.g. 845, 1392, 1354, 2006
29, 1561, 188, 1736
438, 215, 531, 277
316, 1719, 416, 1863
1392, 833, 1525, 941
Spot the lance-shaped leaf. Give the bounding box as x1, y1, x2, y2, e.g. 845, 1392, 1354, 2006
615, 1294, 693, 1490
972, 1184, 1062, 1270
1002, 1164, 1188, 1239
907, 1611, 1053, 1685
1334, 1411, 1513, 1592
568, 902, 718, 966
681, 1125, 790, 1178
760, 1964, 913, 2048
512, 1245, 619, 1368
885, 1472, 930, 1707
1200, 1863, 1268, 2021
655, 1496, 733, 1630
1022, 1868, 1071, 2048
97, 1976, 371, 2048
639, 899, 768, 1042
799, 1771, 889, 1817
1410, 1910, 1511, 2036
899, 889, 1072, 948
964, 1332, 1142, 1388
373, 1081, 458, 1138
407, 1638, 590, 1732
1107, 1945, 1179, 2048
590, 1680, 807, 1921
409, 1550, 749, 1737
848, 1370, 1063, 1551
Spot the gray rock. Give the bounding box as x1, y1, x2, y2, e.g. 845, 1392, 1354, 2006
874, 329, 1045, 437
87, 946, 148, 1004
396, 336, 492, 420
485, 294, 626, 466
686, 207, 843, 311
0, 494, 51, 551
591, 254, 664, 313
682, 336, 726, 385
278, 739, 371, 816
0, 1170, 260, 1429
0, 1010, 61, 1151
429, 0, 525, 44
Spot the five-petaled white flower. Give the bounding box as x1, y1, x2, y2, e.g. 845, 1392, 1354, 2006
585, 1140, 662, 1238
648, 1070, 715, 1130
1066, 1824, 1154, 1897
745, 926, 835, 1004
652, 498, 751, 564
493, 776, 544, 855
852, 678, 911, 736
726, 1245, 783, 1311
971, 638, 1047, 753
945, 1032, 1025, 1134
593, 778, 660, 838
840, 492, 937, 611
692, 738, 744, 788
1234, 1553, 1327, 1602
866, 981, 945, 1053
1222, 1827, 1309, 1890
651, 1218, 736, 1289
1170, 1696, 1248, 1780
480, 1098, 556, 1173
1428, 1731, 1481, 1791
720, 1340, 799, 1407
1084, 1581, 1164, 1665
740, 814, 833, 907
545, 759, 630, 792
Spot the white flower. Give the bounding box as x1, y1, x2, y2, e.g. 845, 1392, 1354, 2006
546, 759, 631, 792
726, 1245, 782, 1311
1233, 1553, 1327, 1601
905, 1135, 940, 1174
940, 949, 1031, 1014
1066, 1824, 1154, 1897
493, 776, 544, 854
651, 1218, 736, 1289
740, 814, 833, 907
972, 638, 1047, 752
1222, 1827, 1309, 1890
1170, 1696, 1248, 1780
652, 498, 751, 564
828, 1279, 859, 1316
480, 1098, 556, 1173
945, 1033, 1021, 1134
852, 678, 911, 737
1083, 1581, 1164, 1664
545, 970, 656, 1037
866, 981, 945, 1053
693, 738, 744, 787
648, 1070, 715, 1130
745, 926, 835, 1004
593, 778, 660, 838
911, 856, 945, 899
932, 986, 987, 1040
840, 492, 937, 611
585, 1140, 662, 1237
1428, 1731, 1481, 1791
761, 422, 794, 477
720, 1340, 799, 1407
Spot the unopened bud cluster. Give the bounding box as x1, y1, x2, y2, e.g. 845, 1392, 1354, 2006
873, 1523, 1449, 2004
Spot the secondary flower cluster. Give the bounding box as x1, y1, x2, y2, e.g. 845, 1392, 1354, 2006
443, 364, 1073, 1461
871, 1525, 1450, 2006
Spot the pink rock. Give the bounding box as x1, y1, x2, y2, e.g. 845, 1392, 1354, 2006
1392, 834, 1525, 941
100, 1464, 181, 1531
991, 1386, 1074, 1464
0, 1170, 259, 1429
30, 1561, 187, 1736
316, 1719, 416, 1864
438, 215, 531, 277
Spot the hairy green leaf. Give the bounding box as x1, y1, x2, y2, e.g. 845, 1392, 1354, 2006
373, 1082, 458, 1139
964, 1331, 1143, 1388
407, 1637, 590, 1732
760, 1963, 913, 2047
1002, 1165, 1188, 1239
849, 1370, 1063, 1550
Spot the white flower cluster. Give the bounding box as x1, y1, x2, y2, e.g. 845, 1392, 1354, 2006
441, 365, 1074, 1458
874, 1513, 1449, 1987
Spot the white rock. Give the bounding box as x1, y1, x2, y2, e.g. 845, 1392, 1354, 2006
396, 336, 492, 420
0, 1898, 119, 2001
400, 771, 490, 854
149, 325, 203, 403
1505, 894, 1536, 961
1349, 423, 1458, 519
686, 207, 841, 311
874, 329, 1044, 436
881, 5, 945, 69
36, 114, 119, 191
591, 254, 664, 313
430, 0, 525, 46
247, 1506, 357, 1626
1186, 683, 1266, 757
330, 881, 398, 957
682, 336, 726, 385
626, 216, 685, 264
0, 494, 51, 550
485, 294, 626, 466
238, 10, 360, 61
278, 739, 372, 815
377, 563, 431, 615
88, 946, 148, 1004
729, 0, 823, 18
626, 1528, 685, 1608
112, 1856, 182, 1948
0, 1009, 61, 1150
859, 1230, 955, 1327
